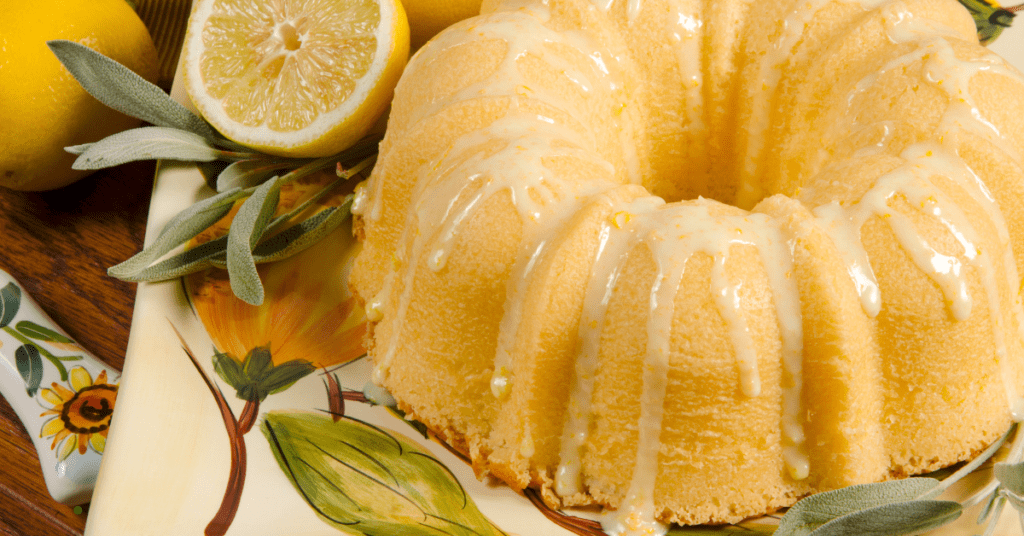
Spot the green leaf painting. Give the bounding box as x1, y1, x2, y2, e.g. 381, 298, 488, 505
956, 0, 1021, 45
262, 411, 506, 536
15, 344, 43, 397
212, 347, 316, 402
16, 320, 75, 343
0, 282, 21, 328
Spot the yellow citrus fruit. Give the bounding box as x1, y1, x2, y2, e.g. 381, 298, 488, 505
182, 0, 409, 158
403, 0, 483, 49
0, 0, 159, 191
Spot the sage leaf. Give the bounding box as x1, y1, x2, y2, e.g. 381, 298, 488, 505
806, 500, 961, 536
217, 159, 293, 192
776, 478, 940, 536
227, 177, 281, 305
109, 188, 243, 280
1003, 489, 1024, 512
995, 460, 1024, 514
996, 461, 1024, 495
47, 40, 217, 139
69, 127, 226, 170
114, 236, 227, 282
16, 320, 73, 343
978, 489, 1001, 525
262, 411, 505, 536
0, 283, 21, 328
252, 202, 351, 264
15, 344, 43, 397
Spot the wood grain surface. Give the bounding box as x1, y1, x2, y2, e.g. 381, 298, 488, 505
0, 161, 155, 536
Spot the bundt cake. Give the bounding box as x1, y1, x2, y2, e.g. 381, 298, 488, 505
350, 0, 1024, 530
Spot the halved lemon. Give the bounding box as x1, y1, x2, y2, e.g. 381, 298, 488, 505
182, 0, 409, 157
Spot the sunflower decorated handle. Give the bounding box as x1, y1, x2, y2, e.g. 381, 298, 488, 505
0, 269, 119, 505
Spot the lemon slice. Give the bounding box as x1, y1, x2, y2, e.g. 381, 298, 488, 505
183, 0, 409, 157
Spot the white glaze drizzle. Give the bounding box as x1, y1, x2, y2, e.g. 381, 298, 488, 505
374, 113, 612, 383
593, 202, 808, 536
809, 0, 1024, 414
667, 1, 708, 183
555, 194, 665, 498
361, 1, 641, 224
737, 0, 888, 208
370, 0, 634, 383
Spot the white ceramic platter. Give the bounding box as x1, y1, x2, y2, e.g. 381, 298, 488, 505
84, 6, 1024, 536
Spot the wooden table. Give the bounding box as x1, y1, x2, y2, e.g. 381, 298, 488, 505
0, 161, 156, 536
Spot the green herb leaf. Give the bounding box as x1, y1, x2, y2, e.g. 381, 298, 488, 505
47, 40, 217, 139
996, 461, 1024, 496
977, 489, 1002, 525
109, 188, 244, 280
805, 500, 961, 536
68, 127, 230, 170
776, 478, 941, 536
114, 236, 227, 282
227, 178, 281, 305
0, 283, 21, 329
252, 202, 351, 264
217, 159, 294, 192
15, 344, 43, 397
996, 459, 1024, 515
262, 411, 506, 536
1002, 488, 1024, 512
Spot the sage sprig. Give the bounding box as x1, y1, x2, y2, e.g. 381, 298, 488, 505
48, 39, 381, 304
48, 40, 219, 139
775, 424, 1022, 536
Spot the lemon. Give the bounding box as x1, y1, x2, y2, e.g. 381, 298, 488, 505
182, 0, 409, 158
403, 0, 483, 49
0, 0, 159, 191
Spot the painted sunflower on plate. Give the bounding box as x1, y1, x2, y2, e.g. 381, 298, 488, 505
38, 366, 118, 460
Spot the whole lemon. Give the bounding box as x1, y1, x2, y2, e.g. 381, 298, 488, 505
0, 0, 159, 191
403, 0, 483, 49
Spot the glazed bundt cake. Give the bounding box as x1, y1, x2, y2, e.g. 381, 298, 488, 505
350, 0, 1024, 529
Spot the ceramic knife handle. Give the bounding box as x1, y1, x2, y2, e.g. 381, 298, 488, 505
0, 269, 120, 505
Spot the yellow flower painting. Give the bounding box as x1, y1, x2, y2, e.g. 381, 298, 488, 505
38, 366, 118, 460
186, 170, 367, 371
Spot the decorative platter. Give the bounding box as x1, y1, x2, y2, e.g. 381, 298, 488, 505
83, 5, 1024, 536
